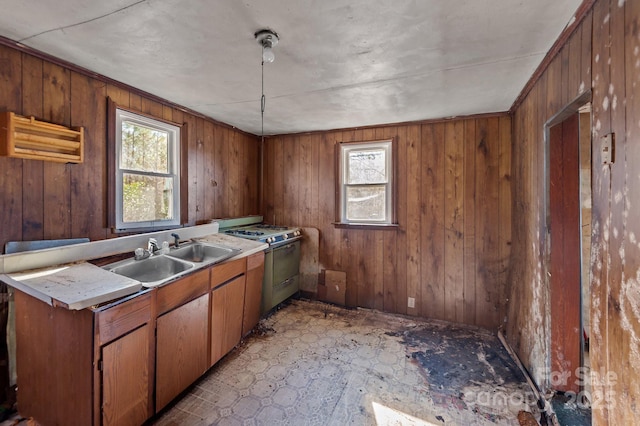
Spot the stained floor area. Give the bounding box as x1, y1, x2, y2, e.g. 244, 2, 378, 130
152, 300, 538, 425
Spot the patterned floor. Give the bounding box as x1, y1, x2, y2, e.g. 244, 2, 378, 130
152, 300, 536, 426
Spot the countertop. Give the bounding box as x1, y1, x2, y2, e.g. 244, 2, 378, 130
0, 232, 268, 311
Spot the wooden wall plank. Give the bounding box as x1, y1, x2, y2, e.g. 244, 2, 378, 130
228, 129, 242, 217
0, 45, 23, 249
580, 11, 593, 94
560, 45, 571, 106
444, 121, 464, 323
498, 116, 512, 326
42, 62, 71, 240
21, 54, 44, 242
70, 72, 108, 241
195, 118, 206, 223
405, 124, 422, 317
141, 98, 163, 118
129, 93, 142, 111
203, 120, 215, 221
282, 135, 299, 226
213, 127, 227, 219
568, 27, 582, 101
607, 0, 630, 422
590, 0, 612, 421
463, 119, 477, 325
299, 134, 313, 227
620, 0, 640, 421
246, 135, 259, 214
421, 123, 445, 320
106, 84, 129, 108
394, 126, 408, 315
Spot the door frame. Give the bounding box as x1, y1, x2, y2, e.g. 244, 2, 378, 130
543, 91, 592, 394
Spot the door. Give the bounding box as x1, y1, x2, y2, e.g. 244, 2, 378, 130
101, 325, 150, 426
549, 112, 581, 393
211, 275, 246, 365
156, 294, 210, 411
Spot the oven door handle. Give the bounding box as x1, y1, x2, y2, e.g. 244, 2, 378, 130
275, 243, 296, 254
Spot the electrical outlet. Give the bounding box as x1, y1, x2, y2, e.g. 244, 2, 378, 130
408, 297, 415, 308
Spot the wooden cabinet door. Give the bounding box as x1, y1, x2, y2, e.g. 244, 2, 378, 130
242, 252, 265, 336
102, 324, 150, 426
156, 293, 210, 411
211, 275, 246, 366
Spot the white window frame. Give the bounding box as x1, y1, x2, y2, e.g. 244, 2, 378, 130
339, 140, 393, 225
115, 108, 181, 230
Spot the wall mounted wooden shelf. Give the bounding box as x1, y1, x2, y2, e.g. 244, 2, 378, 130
0, 112, 84, 163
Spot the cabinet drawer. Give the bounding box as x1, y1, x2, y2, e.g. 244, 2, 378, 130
246, 251, 265, 271
96, 292, 152, 346
157, 268, 210, 315
211, 258, 246, 289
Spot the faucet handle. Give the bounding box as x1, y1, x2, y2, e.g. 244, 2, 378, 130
171, 233, 181, 248
148, 238, 159, 253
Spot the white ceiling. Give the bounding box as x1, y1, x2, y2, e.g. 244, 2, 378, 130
0, 0, 582, 135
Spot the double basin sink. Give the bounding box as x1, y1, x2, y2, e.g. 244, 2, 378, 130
104, 241, 241, 288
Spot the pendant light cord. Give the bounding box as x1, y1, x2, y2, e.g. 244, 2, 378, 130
259, 58, 265, 215
261, 59, 266, 140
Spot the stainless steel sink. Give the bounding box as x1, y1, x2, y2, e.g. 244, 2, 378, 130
106, 255, 194, 287
166, 242, 240, 264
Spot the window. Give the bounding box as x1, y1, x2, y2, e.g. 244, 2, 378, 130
114, 108, 181, 230
338, 139, 395, 225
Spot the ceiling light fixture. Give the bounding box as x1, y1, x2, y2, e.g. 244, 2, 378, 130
255, 28, 279, 216
255, 29, 279, 63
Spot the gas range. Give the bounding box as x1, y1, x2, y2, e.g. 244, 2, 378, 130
215, 215, 302, 314
216, 216, 301, 246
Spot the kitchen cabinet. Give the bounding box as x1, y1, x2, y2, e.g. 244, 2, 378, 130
14, 288, 154, 426
242, 251, 265, 336
210, 258, 246, 366
155, 269, 210, 412
101, 324, 151, 426
12, 246, 267, 425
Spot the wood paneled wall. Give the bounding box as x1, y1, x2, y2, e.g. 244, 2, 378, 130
507, 0, 640, 422
0, 43, 260, 251
263, 116, 511, 329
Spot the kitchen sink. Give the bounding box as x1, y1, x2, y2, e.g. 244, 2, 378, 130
106, 255, 194, 287
167, 242, 240, 264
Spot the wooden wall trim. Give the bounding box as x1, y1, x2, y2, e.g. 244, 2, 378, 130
0, 35, 256, 139
107, 97, 117, 229
272, 111, 510, 138
510, 0, 597, 112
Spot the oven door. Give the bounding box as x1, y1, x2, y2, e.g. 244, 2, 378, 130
261, 239, 301, 313
272, 240, 300, 284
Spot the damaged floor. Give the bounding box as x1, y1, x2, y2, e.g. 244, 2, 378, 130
153, 300, 538, 425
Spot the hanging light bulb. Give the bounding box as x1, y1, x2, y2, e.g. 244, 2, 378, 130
262, 44, 275, 63
255, 29, 279, 63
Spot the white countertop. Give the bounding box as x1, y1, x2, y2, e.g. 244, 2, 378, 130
0, 231, 268, 310
2, 262, 142, 310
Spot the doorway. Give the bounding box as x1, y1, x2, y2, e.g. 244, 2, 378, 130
546, 94, 591, 399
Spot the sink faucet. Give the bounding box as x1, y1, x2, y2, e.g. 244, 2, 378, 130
171, 233, 181, 248
148, 238, 159, 254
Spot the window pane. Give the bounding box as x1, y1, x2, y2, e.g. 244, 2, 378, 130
346, 186, 386, 221
347, 149, 386, 184
121, 121, 169, 173
122, 173, 174, 222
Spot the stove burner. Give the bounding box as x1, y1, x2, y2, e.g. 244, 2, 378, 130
256, 224, 289, 230
225, 229, 264, 236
